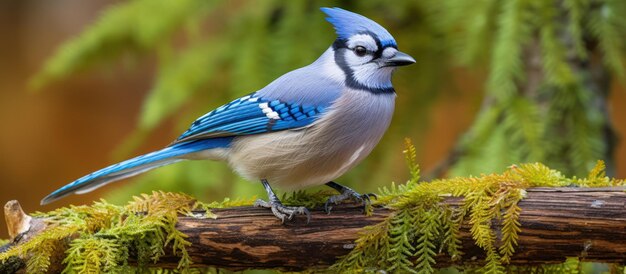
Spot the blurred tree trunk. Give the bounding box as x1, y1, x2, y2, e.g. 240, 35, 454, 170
431, 0, 620, 179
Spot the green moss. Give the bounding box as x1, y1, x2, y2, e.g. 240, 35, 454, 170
330, 141, 624, 273
0, 192, 255, 273
0, 142, 623, 273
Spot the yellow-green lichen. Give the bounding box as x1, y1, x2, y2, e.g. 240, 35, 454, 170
0, 192, 255, 273
0, 141, 623, 273
330, 140, 624, 273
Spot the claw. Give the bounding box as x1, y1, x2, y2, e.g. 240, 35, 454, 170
257, 179, 311, 224
255, 198, 310, 224
360, 193, 377, 206
324, 200, 335, 214
324, 182, 376, 214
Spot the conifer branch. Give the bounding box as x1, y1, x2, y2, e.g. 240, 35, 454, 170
2, 187, 626, 272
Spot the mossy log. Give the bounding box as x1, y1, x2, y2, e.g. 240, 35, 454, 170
2, 187, 626, 272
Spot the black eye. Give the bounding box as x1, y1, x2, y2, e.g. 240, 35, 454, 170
354, 46, 367, 57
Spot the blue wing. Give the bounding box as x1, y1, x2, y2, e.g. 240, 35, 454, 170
175, 92, 330, 143
42, 59, 343, 205
176, 59, 344, 142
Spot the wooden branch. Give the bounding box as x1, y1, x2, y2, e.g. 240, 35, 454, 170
2, 187, 626, 272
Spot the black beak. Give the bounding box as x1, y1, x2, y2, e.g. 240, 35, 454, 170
384, 51, 416, 67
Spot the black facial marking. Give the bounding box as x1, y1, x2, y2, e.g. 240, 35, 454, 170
332, 31, 396, 59
332, 33, 396, 95
371, 32, 384, 59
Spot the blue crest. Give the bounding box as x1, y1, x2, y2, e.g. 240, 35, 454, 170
321, 7, 396, 47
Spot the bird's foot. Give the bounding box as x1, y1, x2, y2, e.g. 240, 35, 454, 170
324, 185, 377, 214
254, 199, 311, 224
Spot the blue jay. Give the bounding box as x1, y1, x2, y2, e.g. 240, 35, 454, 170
41, 7, 415, 222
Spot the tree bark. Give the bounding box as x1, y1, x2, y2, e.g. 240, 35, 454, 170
2, 187, 626, 272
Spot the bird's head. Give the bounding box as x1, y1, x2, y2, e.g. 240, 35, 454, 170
321, 7, 415, 93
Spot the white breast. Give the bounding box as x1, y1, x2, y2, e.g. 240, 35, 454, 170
226, 89, 395, 190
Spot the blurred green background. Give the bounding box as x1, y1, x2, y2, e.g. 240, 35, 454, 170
0, 0, 625, 240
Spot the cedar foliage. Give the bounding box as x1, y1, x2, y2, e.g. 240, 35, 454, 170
0, 193, 254, 273
19, 1, 626, 271
330, 140, 624, 273
436, 0, 626, 177
29, 0, 429, 202
30, 0, 624, 203
0, 141, 624, 272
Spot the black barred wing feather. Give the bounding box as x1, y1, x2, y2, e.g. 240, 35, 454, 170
174, 93, 326, 143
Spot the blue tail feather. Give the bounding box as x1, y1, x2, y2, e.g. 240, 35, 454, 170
41, 137, 232, 205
